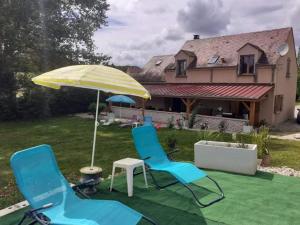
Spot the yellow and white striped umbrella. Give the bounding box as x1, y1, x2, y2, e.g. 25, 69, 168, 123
32, 65, 150, 168
32, 65, 150, 99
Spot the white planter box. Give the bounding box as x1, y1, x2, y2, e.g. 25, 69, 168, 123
194, 140, 257, 175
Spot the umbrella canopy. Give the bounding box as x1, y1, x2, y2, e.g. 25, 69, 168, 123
106, 95, 136, 104
32, 65, 150, 99
32, 65, 150, 167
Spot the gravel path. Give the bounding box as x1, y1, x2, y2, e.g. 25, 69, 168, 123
258, 166, 300, 177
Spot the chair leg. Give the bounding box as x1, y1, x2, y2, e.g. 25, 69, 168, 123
17, 214, 28, 225
109, 165, 116, 192
142, 215, 158, 225
142, 164, 148, 188
148, 170, 178, 189
181, 176, 224, 208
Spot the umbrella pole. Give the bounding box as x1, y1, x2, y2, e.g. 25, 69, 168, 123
120, 103, 121, 118
91, 90, 100, 167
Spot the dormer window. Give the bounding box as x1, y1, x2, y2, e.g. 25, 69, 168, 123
239, 55, 255, 74
176, 60, 187, 76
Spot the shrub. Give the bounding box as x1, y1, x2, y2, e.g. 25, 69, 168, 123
165, 133, 177, 150
236, 133, 253, 144
253, 126, 271, 158
0, 72, 17, 121
16, 73, 50, 120
17, 87, 50, 119
48, 87, 97, 115
218, 120, 228, 133
88, 102, 107, 118
167, 116, 175, 129
188, 105, 201, 128
176, 119, 184, 130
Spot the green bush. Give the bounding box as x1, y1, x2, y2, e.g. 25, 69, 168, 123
253, 126, 271, 158
17, 87, 50, 119
16, 73, 50, 120
197, 130, 233, 142
165, 132, 177, 150
88, 102, 107, 118
0, 72, 17, 121
236, 133, 254, 144
167, 116, 175, 129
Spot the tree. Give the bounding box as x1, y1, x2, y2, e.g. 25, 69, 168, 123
0, 0, 110, 120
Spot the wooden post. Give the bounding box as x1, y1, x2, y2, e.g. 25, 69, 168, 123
181, 98, 197, 120
249, 102, 256, 126
108, 101, 112, 112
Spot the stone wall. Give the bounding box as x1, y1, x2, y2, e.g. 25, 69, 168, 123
112, 106, 248, 133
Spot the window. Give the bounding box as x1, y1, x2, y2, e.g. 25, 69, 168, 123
239, 55, 255, 74
286, 58, 291, 78
208, 55, 219, 64
176, 60, 187, 76
155, 60, 162, 66
274, 95, 283, 113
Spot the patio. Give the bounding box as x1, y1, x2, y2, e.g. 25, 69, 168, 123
1, 169, 300, 225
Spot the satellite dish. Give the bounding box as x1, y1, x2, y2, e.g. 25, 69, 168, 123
277, 43, 289, 56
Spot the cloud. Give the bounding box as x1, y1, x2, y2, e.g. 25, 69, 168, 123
244, 4, 283, 16
107, 18, 127, 27
94, 0, 300, 66
290, 4, 300, 49
177, 0, 230, 35
162, 27, 185, 41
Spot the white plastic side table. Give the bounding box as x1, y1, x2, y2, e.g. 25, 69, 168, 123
109, 158, 148, 197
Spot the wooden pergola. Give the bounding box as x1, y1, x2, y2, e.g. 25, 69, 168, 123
179, 97, 260, 126
141, 83, 274, 126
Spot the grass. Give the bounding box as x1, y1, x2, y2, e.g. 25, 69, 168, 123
1, 170, 300, 225
1, 116, 300, 209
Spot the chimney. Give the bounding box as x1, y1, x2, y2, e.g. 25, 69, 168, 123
193, 34, 200, 40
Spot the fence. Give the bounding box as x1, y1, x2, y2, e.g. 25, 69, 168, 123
112, 106, 248, 133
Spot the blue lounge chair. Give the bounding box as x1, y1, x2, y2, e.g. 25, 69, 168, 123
132, 126, 224, 207
143, 116, 153, 126
10, 145, 156, 225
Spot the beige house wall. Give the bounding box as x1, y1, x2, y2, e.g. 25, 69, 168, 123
273, 32, 297, 125
258, 90, 274, 125
146, 30, 297, 126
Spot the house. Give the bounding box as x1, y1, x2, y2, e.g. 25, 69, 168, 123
121, 27, 297, 130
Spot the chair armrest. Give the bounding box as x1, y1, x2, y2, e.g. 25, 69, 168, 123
72, 179, 95, 190
167, 149, 179, 156
72, 179, 95, 199
142, 156, 151, 161
30, 203, 54, 213
167, 149, 180, 160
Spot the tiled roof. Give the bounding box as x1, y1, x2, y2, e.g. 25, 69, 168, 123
133, 55, 174, 82
182, 27, 291, 67
144, 84, 273, 100
139, 27, 292, 81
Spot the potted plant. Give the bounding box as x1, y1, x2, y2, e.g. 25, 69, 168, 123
253, 126, 271, 166
194, 139, 257, 175
218, 120, 228, 133
167, 116, 175, 129
165, 134, 177, 151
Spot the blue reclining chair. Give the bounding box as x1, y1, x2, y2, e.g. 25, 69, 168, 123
11, 145, 157, 225
143, 116, 153, 126
132, 126, 224, 208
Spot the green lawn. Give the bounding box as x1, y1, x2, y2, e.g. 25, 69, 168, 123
1, 116, 300, 209
1, 171, 300, 225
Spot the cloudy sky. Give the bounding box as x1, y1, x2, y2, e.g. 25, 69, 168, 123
93, 0, 300, 67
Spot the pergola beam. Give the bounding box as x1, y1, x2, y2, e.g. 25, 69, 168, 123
180, 98, 197, 119
249, 102, 256, 126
